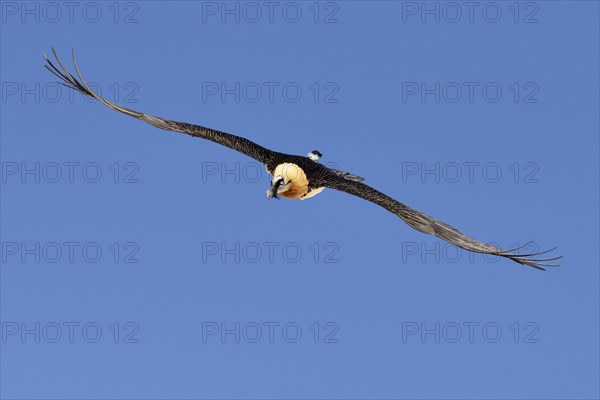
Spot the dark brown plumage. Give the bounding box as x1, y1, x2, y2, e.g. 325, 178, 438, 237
44, 48, 562, 270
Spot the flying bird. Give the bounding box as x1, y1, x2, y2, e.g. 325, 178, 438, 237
43, 48, 561, 270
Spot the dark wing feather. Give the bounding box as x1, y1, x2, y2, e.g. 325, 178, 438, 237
324, 175, 561, 270
331, 169, 365, 182
43, 48, 275, 166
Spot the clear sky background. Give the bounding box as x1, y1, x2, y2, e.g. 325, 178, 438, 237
1, 1, 598, 399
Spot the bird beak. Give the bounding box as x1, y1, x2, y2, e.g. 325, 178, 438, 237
266, 187, 277, 199
267, 179, 283, 199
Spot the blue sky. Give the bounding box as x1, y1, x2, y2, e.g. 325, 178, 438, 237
1, 1, 598, 399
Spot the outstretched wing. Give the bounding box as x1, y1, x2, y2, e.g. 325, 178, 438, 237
43, 48, 276, 166
324, 175, 561, 270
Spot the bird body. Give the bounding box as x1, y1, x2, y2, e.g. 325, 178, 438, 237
271, 162, 319, 199
43, 48, 561, 270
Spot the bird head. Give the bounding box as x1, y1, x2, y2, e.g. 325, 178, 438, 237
267, 163, 309, 200
266, 175, 290, 199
